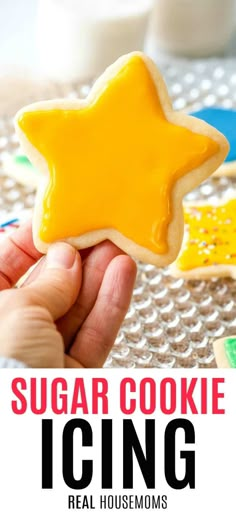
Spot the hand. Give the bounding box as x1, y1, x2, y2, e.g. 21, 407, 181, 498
0, 221, 136, 368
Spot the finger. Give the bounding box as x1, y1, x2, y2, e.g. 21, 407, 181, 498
57, 240, 125, 349
20, 256, 46, 286
70, 255, 137, 367
0, 220, 42, 290
22, 246, 94, 287
64, 355, 83, 368
23, 242, 82, 320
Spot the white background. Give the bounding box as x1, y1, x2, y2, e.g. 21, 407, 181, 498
0, 369, 235, 516
1, 0, 236, 74
0, 0, 37, 70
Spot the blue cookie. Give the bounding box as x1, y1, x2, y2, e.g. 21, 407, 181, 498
191, 107, 236, 173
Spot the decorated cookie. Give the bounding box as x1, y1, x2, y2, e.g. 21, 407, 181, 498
14, 52, 229, 265
0, 210, 31, 240
213, 336, 236, 368
0, 217, 20, 233
171, 198, 236, 278
190, 107, 236, 177
0, 211, 31, 227
2, 153, 38, 188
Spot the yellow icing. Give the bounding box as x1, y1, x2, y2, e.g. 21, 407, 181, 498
18, 55, 219, 254
176, 199, 236, 270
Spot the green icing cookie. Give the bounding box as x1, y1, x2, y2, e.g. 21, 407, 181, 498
225, 338, 236, 368
15, 155, 33, 168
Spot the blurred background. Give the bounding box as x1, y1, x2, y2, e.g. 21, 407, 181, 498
0, 0, 36, 73
1, 0, 236, 80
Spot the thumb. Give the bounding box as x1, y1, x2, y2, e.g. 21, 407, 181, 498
23, 242, 82, 320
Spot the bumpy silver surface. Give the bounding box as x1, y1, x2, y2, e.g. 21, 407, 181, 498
1, 58, 236, 368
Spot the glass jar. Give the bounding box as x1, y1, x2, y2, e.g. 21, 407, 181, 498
149, 0, 235, 57
36, 0, 153, 81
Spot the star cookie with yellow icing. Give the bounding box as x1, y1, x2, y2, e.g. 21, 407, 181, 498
14, 52, 229, 266
171, 198, 236, 278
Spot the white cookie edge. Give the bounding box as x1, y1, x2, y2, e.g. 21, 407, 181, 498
213, 160, 236, 177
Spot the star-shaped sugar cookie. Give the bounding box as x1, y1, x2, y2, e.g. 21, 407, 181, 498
15, 52, 229, 265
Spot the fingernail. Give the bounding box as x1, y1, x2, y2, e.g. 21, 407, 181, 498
46, 243, 76, 269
